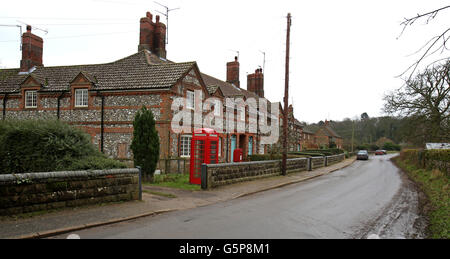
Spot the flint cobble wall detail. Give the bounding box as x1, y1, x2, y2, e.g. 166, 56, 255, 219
1, 92, 164, 160
311, 157, 326, 169
326, 154, 345, 166
0, 169, 139, 216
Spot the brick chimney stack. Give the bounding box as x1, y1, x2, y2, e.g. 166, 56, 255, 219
20, 25, 43, 72
226, 56, 240, 87
138, 12, 167, 59
247, 68, 264, 98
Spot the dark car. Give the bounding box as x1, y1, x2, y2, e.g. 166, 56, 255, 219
357, 150, 369, 160
375, 150, 385, 155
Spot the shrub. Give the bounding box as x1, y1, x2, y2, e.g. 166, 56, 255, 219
130, 106, 160, 182
63, 155, 127, 171
248, 154, 307, 161
0, 119, 126, 174
369, 144, 380, 151
291, 150, 331, 156
383, 142, 401, 151
400, 149, 450, 177
296, 148, 344, 156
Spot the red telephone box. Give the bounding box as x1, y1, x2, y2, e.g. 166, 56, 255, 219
190, 128, 219, 185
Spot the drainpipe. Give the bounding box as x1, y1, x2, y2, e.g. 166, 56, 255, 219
97, 91, 105, 153
226, 133, 229, 163
57, 91, 65, 120
2, 93, 8, 120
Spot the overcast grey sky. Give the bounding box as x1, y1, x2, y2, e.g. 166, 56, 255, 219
1, 0, 449, 123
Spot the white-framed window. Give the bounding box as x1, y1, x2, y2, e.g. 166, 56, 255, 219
180, 135, 192, 157
240, 108, 245, 121
186, 90, 194, 110
214, 99, 221, 116
75, 89, 89, 107
25, 90, 37, 108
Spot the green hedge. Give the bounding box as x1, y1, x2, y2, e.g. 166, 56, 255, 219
425, 149, 450, 163
290, 152, 326, 157
400, 149, 450, 176
0, 120, 126, 174
300, 148, 344, 155
248, 154, 308, 161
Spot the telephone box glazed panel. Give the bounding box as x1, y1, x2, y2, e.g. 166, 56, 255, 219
190, 128, 219, 185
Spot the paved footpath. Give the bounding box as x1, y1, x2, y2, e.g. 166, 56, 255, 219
0, 157, 355, 239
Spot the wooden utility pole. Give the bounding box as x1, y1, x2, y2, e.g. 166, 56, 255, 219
282, 13, 291, 176
351, 120, 355, 153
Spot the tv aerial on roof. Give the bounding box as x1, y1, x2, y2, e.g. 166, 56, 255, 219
154, 1, 180, 44
17, 20, 48, 35
0, 24, 22, 50
228, 49, 240, 60
259, 50, 266, 72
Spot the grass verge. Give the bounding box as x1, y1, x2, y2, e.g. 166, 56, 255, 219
143, 190, 177, 198
392, 156, 449, 239
144, 173, 201, 191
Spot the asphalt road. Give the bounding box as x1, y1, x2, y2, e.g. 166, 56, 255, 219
51, 154, 426, 239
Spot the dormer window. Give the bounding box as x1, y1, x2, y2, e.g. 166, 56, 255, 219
75, 89, 88, 107
25, 90, 37, 108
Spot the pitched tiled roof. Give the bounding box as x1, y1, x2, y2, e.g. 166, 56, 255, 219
294, 118, 302, 127
200, 72, 266, 101
303, 125, 317, 135
325, 125, 342, 138
206, 85, 219, 95
0, 50, 195, 93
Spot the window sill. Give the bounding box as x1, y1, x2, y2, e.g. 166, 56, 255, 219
73, 106, 90, 110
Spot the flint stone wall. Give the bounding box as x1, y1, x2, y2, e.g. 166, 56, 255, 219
202, 154, 345, 189
0, 168, 139, 216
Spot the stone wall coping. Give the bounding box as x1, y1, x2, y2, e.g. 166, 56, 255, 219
328, 154, 345, 158
0, 168, 139, 183
206, 157, 308, 169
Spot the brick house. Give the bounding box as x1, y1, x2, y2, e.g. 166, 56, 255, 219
0, 13, 211, 166
201, 60, 276, 162
0, 11, 284, 170
313, 120, 344, 149
301, 126, 317, 150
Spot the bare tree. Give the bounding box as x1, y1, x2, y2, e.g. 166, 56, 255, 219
398, 5, 450, 78
384, 60, 450, 143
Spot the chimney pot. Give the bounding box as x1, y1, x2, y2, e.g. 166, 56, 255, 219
226, 57, 240, 87
20, 26, 43, 72
139, 11, 166, 58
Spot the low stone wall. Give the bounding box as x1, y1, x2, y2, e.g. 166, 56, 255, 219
204, 160, 281, 189
202, 155, 345, 189
0, 169, 140, 216
311, 157, 326, 169
286, 158, 309, 174
326, 154, 346, 166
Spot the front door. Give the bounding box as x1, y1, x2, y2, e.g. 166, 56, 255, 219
231, 135, 236, 162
